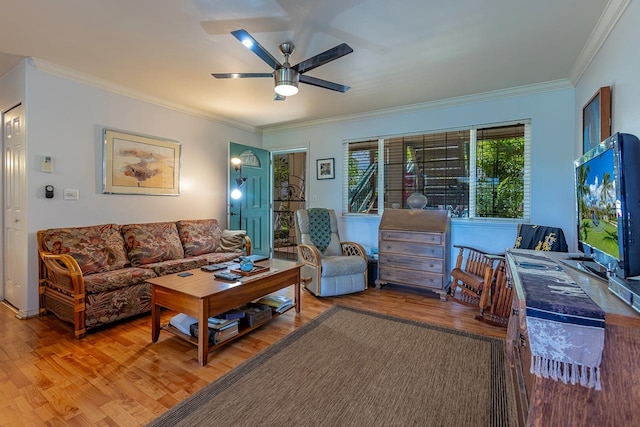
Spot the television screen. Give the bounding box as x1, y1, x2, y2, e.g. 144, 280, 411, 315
576, 147, 619, 261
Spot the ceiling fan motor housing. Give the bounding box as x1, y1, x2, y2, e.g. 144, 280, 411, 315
274, 67, 299, 96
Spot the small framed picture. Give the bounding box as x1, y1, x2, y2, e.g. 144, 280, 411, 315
582, 86, 611, 153
316, 158, 335, 180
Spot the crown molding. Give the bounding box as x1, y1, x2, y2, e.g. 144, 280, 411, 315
569, 0, 630, 85
262, 79, 573, 134
29, 58, 259, 134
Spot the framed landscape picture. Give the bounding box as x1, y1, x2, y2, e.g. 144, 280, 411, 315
103, 129, 181, 195
317, 158, 335, 180
582, 86, 611, 153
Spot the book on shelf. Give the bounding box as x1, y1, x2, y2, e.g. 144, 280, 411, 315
207, 316, 239, 331
218, 309, 246, 320
169, 313, 197, 335
190, 322, 239, 345
255, 294, 293, 312
274, 301, 294, 313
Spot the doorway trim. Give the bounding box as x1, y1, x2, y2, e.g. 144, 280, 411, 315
270, 146, 308, 260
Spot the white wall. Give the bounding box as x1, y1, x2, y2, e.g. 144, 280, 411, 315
263, 86, 577, 261
21, 60, 261, 314
575, 0, 640, 145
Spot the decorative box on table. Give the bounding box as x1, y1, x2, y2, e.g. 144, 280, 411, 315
237, 302, 273, 328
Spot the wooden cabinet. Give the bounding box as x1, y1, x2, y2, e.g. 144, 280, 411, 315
505, 250, 640, 426
376, 209, 450, 298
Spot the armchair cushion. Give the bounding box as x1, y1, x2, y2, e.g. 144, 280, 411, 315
321, 256, 367, 277
296, 209, 342, 256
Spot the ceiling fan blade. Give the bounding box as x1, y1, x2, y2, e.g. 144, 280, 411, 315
300, 75, 350, 93
293, 43, 353, 74
231, 29, 281, 70
212, 73, 273, 79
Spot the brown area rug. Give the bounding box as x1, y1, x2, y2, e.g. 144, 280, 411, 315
149, 306, 517, 427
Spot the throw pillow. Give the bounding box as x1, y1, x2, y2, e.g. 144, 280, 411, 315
216, 229, 246, 252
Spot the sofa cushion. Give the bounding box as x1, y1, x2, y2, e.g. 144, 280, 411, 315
41, 224, 130, 275
176, 219, 223, 256
121, 222, 185, 266
141, 257, 209, 276
83, 267, 157, 294
215, 229, 247, 252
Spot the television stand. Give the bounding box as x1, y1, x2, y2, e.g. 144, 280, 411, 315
560, 258, 609, 281
608, 274, 640, 313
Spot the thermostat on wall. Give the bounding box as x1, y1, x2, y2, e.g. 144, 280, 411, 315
42, 155, 53, 173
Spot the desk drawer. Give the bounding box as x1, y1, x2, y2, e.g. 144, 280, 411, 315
379, 253, 443, 273
379, 240, 444, 258
378, 266, 444, 289
380, 230, 443, 245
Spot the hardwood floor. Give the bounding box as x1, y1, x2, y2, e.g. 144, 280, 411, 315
0, 284, 506, 426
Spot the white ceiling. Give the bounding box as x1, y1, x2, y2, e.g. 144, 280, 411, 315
0, 0, 613, 129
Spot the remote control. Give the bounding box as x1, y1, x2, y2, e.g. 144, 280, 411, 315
214, 272, 242, 281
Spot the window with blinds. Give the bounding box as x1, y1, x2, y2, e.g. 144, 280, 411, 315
343, 120, 530, 220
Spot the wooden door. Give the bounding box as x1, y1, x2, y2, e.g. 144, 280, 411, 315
229, 143, 271, 256
3, 103, 27, 311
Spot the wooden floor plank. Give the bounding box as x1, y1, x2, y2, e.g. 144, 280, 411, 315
0, 284, 506, 426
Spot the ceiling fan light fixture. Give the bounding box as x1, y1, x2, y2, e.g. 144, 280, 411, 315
274, 67, 299, 96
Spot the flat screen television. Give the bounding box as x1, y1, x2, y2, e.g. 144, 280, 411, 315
574, 132, 640, 279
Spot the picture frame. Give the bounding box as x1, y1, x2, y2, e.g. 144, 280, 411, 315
582, 86, 611, 154
316, 158, 335, 180
103, 129, 181, 195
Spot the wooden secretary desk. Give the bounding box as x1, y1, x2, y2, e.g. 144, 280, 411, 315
376, 209, 450, 299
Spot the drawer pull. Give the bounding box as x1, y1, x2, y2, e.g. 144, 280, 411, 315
519, 333, 527, 348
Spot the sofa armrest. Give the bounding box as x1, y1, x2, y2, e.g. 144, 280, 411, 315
38, 250, 87, 338
243, 235, 252, 256
39, 252, 84, 293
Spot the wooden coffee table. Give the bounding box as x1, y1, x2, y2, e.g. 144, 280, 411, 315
149, 258, 302, 366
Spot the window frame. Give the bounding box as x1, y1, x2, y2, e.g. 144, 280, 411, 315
342, 120, 531, 222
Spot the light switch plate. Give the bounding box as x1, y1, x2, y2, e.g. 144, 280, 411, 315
63, 188, 79, 200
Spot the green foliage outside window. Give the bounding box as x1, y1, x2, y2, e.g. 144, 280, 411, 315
475, 137, 524, 218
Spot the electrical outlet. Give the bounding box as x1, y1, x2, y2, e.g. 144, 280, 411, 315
63, 188, 79, 200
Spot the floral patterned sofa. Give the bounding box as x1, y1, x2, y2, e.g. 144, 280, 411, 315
37, 219, 250, 338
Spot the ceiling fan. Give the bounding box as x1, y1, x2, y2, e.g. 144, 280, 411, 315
212, 29, 353, 100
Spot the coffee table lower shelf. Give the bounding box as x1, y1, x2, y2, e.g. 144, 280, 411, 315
162, 308, 290, 352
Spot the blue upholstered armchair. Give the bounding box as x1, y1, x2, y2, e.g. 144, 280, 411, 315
294, 208, 367, 297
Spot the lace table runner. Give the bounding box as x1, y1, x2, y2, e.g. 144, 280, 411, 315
509, 249, 605, 389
